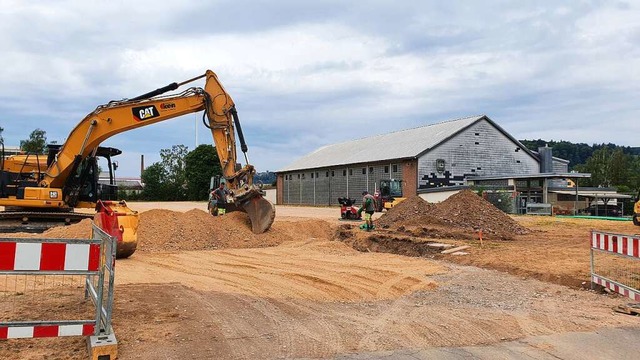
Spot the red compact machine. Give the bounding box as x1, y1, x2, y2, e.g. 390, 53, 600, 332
338, 197, 361, 220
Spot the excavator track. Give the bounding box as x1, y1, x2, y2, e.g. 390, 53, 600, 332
0, 211, 94, 233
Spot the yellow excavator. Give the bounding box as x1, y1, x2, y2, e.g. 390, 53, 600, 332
0, 70, 276, 257
1, 144, 123, 228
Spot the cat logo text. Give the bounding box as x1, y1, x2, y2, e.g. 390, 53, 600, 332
132, 105, 160, 121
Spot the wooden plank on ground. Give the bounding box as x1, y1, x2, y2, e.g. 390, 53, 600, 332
441, 245, 470, 254
426, 243, 455, 249
613, 304, 640, 316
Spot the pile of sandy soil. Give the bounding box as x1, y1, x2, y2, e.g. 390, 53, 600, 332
8, 219, 93, 239
10, 209, 334, 252
377, 190, 529, 239
375, 196, 439, 228
137, 209, 291, 252
137, 209, 332, 252
430, 190, 530, 236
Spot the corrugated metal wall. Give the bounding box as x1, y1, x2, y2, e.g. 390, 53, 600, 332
281, 162, 404, 205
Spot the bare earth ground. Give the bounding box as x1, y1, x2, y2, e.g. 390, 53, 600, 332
1, 203, 639, 359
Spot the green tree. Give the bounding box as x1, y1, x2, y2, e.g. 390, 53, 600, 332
575, 148, 630, 188
20, 128, 47, 154
626, 156, 640, 194
160, 144, 189, 200
140, 163, 169, 200
184, 144, 221, 201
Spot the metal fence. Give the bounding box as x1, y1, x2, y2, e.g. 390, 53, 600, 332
526, 203, 553, 216
590, 230, 640, 302
0, 223, 116, 339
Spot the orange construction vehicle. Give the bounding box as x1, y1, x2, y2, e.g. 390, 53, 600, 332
0, 70, 276, 257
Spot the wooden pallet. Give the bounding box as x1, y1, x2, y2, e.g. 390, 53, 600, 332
613, 303, 640, 316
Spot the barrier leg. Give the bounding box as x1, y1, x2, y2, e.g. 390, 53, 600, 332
87, 331, 118, 360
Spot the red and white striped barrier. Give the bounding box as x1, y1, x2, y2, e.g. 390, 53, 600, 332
592, 276, 640, 302
0, 233, 111, 345
0, 241, 100, 272
591, 231, 640, 258
0, 324, 95, 339
591, 230, 640, 302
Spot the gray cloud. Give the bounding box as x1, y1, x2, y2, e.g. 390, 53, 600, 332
1, 1, 638, 176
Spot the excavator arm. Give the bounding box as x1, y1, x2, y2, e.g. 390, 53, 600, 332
43, 70, 275, 234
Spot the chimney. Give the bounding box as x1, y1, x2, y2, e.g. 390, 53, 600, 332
140, 154, 145, 177
538, 145, 553, 173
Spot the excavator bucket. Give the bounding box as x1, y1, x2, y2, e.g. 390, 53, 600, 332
94, 200, 139, 259
241, 195, 276, 234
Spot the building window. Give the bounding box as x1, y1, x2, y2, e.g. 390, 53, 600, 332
392, 164, 398, 172
301, 173, 305, 179
362, 168, 366, 175
349, 169, 353, 176
343, 170, 346, 176
515, 148, 520, 152
384, 166, 389, 173
332, 171, 335, 177
475, 132, 480, 136
311, 173, 314, 179
475, 141, 479, 145
297, 174, 300, 179
516, 160, 521, 163
369, 167, 373, 173
326, 171, 329, 177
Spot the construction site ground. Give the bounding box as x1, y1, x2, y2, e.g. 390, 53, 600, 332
2, 202, 639, 359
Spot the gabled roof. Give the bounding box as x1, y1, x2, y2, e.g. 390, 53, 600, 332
279, 115, 534, 172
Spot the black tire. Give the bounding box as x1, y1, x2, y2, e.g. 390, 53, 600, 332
633, 214, 640, 226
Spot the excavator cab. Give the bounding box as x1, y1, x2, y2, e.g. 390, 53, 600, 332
0, 145, 123, 230
57, 145, 122, 206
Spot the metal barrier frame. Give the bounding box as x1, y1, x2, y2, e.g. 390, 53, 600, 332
590, 230, 640, 302
0, 223, 117, 339
526, 203, 553, 216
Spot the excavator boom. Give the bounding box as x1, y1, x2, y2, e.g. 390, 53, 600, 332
1, 70, 276, 256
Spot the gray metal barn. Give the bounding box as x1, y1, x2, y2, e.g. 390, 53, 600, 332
276, 115, 569, 206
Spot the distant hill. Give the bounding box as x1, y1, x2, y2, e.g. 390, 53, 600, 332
518, 139, 640, 169
254, 171, 276, 185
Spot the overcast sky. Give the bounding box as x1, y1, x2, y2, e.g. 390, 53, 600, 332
1, 1, 638, 177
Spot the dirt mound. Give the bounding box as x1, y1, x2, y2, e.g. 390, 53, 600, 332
8, 219, 93, 239
8, 209, 334, 253
376, 196, 438, 228
43, 219, 93, 238
377, 190, 529, 239
431, 190, 530, 237
137, 209, 315, 252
